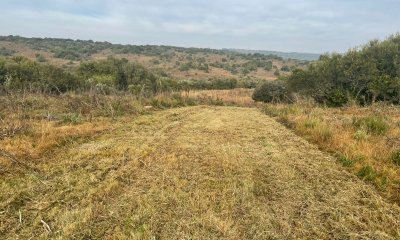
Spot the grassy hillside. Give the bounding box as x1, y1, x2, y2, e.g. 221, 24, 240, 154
0, 35, 309, 82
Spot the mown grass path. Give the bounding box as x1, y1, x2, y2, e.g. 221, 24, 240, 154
1, 106, 400, 239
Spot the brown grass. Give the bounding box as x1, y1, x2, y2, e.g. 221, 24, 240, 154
1, 106, 399, 239
263, 101, 400, 204
180, 88, 259, 107
0, 92, 206, 165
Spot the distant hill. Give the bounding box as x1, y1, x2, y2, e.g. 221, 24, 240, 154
0, 35, 310, 81
224, 48, 320, 61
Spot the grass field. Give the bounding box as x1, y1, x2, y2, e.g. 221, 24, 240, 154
1, 104, 400, 239
2, 91, 400, 239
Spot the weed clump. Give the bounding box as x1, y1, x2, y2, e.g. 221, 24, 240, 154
353, 129, 368, 140
336, 153, 355, 167
357, 165, 378, 181
61, 113, 82, 125
336, 153, 365, 167
357, 165, 388, 189
391, 150, 400, 166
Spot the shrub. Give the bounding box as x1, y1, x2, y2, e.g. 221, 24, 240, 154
287, 34, 400, 106
252, 81, 295, 103
325, 89, 349, 107
352, 116, 389, 135
35, 54, 46, 62
280, 65, 290, 72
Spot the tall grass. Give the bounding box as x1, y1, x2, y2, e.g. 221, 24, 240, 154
0, 92, 204, 164
180, 88, 259, 107
263, 102, 400, 204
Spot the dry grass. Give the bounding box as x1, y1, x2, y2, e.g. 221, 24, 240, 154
1, 106, 400, 239
0, 92, 210, 167
263, 101, 400, 204
0, 93, 139, 164
180, 88, 259, 107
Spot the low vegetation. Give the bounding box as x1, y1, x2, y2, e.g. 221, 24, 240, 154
252, 80, 294, 103
2, 31, 400, 238
181, 88, 257, 107
286, 34, 400, 106
2, 105, 400, 239
0, 92, 202, 163
262, 102, 400, 204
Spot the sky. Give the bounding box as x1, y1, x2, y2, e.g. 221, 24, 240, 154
1, 0, 399, 53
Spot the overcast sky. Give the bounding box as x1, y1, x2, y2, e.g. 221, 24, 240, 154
1, 0, 399, 53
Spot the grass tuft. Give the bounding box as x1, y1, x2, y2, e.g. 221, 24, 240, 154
391, 150, 400, 166
352, 116, 389, 135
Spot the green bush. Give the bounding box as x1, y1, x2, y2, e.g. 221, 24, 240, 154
252, 81, 295, 103
325, 89, 349, 107
287, 34, 400, 106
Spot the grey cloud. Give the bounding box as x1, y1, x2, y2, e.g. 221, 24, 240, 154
0, 0, 399, 52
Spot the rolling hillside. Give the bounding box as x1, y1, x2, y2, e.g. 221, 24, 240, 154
0, 35, 310, 82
